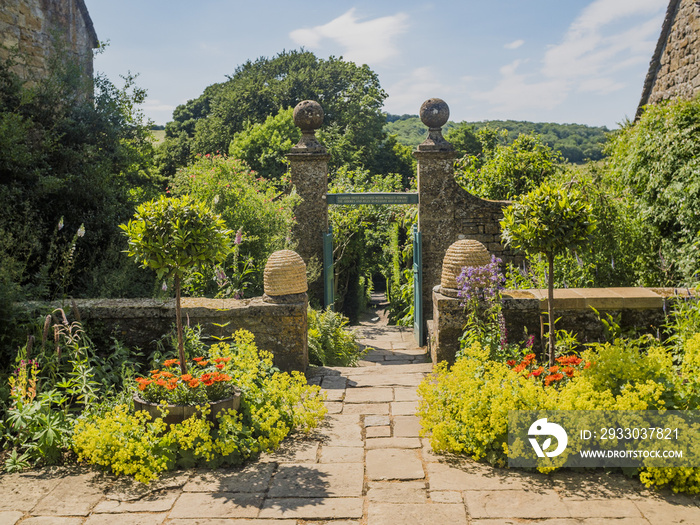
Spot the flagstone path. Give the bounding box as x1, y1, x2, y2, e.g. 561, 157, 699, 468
1, 307, 699, 524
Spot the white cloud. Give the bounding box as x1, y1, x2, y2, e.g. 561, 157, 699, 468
504, 39, 524, 50
472, 60, 568, 113
289, 8, 409, 65
143, 99, 175, 112
473, 0, 666, 116
384, 67, 452, 115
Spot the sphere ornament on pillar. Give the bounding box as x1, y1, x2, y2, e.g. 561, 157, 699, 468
439, 239, 491, 298
290, 100, 326, 153
417, 98, 454, 152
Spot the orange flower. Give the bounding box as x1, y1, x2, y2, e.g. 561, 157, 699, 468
150, 369, 160, 376
181, 374, 193, 382
548, 365, 560, 373
529, 366, 544, 377
156, 379, 167, 387
216, 363, 225, 370
198, 360, 209, 366
222, 357, 231, 363
165, 382, 177, 391
584, 361, 592, 369
513, 363, 527, 373
544, 373, 564, 386
202, 379, 214, 386
188, 379, 200, 388
214, 357, 224, 364
163, 359, 180, 367
563, 366, 575, 378
523, 353, 536, 364
193, 357, 204, 362
506, 360, 516, 367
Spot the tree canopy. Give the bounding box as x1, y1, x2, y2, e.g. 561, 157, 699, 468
160, 50, 395, 176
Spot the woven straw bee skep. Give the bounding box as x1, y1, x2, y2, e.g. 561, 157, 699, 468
439, 239, 491, 297
263, 250, 308, 303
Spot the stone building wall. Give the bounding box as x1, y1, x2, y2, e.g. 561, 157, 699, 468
638, 0, 700, 116
0, 0, 98, 80
21, 296, 309, 372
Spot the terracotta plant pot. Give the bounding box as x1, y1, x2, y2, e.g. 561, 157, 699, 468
133, 387, 242, 426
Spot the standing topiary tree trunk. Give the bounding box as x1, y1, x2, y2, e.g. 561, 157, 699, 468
120, 195, 232, 374
500, 182, 595, 366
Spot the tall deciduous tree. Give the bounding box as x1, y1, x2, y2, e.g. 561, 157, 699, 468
160, 50, 389, 174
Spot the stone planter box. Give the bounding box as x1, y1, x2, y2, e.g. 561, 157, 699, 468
133, 387, 242, 426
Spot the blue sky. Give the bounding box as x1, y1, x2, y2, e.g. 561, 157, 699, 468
87, 0, 668, 128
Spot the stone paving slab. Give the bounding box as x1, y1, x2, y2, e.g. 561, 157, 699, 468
92, 489, 180, 513
30, 470, 108, 516
366, 437, 422, 449
319, 446, 364, 463
259, 497, 364, 519
341, 402, 389, 415
393, 415, 422, 437
18, 518, 84, 525
0, 511, 24, 525
0, 471, 67, 512
366, 425, 391, 437
183, 464, 276, 493
167, 518, 299, 525
169, 493, 264, 519
367, 481, 428, 502
167, 518, 298, 525
268, 463, 364, 498
343, 387, 393, 403
259, 440, 320, 464
83, 513, 168, 525
366, 448, 425, 480
367, 503, 468, 525
463, 489, 570, 519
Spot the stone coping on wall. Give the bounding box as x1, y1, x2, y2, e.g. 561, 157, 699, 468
502, 287, 696, 311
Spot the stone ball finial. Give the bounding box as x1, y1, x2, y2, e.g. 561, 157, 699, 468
420, 98, 450, 129
264, 250, 308, 297
293, 100, 324, 132
440, 239, 492, 297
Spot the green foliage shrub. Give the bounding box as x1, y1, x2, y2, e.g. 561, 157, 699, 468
608, 96, 700, 284
2, 312, 142, 471
73, 330, 327, 482
229, 107, 300, 181
307, 307, 366, 367
456, 132, 562, 200
169, 155, 299, 296
0, 52, 161, 306
418, 342, 546, 465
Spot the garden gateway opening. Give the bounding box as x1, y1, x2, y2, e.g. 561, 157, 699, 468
286, 98, 524, 347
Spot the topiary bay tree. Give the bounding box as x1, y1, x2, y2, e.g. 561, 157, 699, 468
500, 182, 596, 365
120, 195, 232, 374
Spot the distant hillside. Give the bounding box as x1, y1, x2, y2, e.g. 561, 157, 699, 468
384, 114, 610, 163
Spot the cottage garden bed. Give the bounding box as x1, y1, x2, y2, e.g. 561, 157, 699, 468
417, 251, 700, 494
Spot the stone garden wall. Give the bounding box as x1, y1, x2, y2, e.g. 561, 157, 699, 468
22, 296, 309, 372
428, 286, 695, 364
